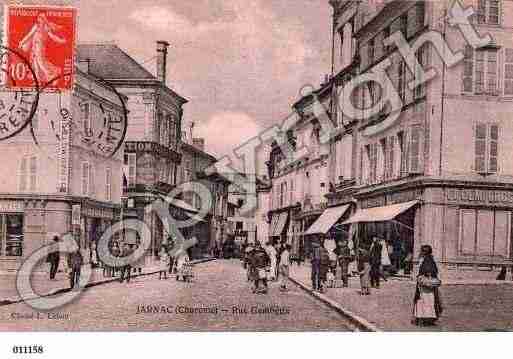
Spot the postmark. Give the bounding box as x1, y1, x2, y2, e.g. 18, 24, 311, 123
0, 46, 39, 141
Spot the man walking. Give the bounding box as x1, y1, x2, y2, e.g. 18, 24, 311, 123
67, 247, 83, 290
311, 241, 321, 291
334, 239, 352, 288
46, 235, 60, 280
369, 237, 383, 288
279, 244, 291, 291
251, 242, 270, 294
120, 243, 133, 283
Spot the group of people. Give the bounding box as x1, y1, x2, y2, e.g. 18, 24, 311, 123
242, 241, 291, 294
308, 234, 443, 326
45, 234, 146, 290
158, 246, 192, 282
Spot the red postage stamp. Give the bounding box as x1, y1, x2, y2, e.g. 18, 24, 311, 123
4, 5, 77, 91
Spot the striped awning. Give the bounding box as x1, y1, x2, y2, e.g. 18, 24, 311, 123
304, 204, 351, 236
342, 201, 419, 225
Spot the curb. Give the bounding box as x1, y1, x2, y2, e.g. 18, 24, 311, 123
0, 258, 216, 308
289, 275, 381, 332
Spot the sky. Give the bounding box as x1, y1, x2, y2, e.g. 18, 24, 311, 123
5, 0, 334, 174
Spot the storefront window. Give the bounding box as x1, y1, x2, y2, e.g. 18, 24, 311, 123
4, 214, 24, 257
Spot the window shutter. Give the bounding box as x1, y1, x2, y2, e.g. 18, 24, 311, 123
489, 124, 499, 173
29, 156, 37, 191
477, 0, 487, 24
504, 49, 513, 95
371, 143, 378, 183
475, 123, 487, 173
19, 157, 27, 192
128, 154, 136, 187
475, 51, 485, 94
82, 162, 89, 196
409, 125, 423, 174
388, 136, 395, 179
463, 45, 474, 93
360, 44, 369, 69
487, 51, 498, 95
489, 0, 500, 24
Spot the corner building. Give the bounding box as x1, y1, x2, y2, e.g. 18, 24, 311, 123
327, 0, 513, 269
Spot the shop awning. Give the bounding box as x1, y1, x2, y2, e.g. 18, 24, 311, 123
342, 200, 419, 224
304, 204, 351, 236
271, 212, 288, 237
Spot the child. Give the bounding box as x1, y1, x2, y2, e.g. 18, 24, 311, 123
159, 247, 169, 280
326, 268, 335, 288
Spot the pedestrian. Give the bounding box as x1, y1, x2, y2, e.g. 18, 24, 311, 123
318, 240, 331, 292
413, 245, 443, 326
369, 237, 383, 288
111, 241, 121, 277
67, 246, 83, 290
244, 243, 254, 280
334, 239, 352, 288
175, 250, 190, 281
310, 241, 321, 291
90, 241, 99, 268
265, 242, 277, 281
251, 241, 270, 294
279, 244, 291, 291
120, 243, 132, 283
275, 243, 283, 280
159, 246, 169, 280
46, 235, 60, 280
358, 248, 371, 295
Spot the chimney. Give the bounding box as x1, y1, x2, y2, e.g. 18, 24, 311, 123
193, 138, 205, 152
156, 40, 170, 84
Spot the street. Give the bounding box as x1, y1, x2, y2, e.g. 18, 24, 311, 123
0, 260, 351, 331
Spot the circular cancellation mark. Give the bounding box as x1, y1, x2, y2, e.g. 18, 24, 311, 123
30, 72, 128, 162
0, 45, 40, 141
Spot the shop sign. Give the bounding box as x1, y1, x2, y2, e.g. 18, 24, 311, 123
387, 189, 423, 205
446, 189, 513, 205
0, 201, 25, 212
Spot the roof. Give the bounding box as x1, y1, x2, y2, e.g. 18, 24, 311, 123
77, 44, 156, 80
180, 142, 217, 163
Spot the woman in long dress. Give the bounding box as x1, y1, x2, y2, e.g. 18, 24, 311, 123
265, 242, 277, 281
18, 13, 66, 85
413, 245, 443, 326
175, 250, 190, 281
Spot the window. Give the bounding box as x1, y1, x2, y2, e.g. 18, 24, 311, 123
19, 157, 27, 192
459, 209, 510, 257
383, 136, 395, 180
504, 49, 513, 95
477, 0, 500, 25
19, 156, 37, 192
408, 125, 422, 174
29, 156, 37, 191
462, 47, 498, 95
81, 162, 90, 196
366, 143, 377, 183
3, 214, 24, 257
463, 45, 474, 92
82, 103, 92, 137
105, 167, 112, 201
398, 59, 406, 101
475, 123, 499, 174
397, 131, 407, 176
368, 38, 375, 64
127, 154, 136, 187
415, 44, 429, 99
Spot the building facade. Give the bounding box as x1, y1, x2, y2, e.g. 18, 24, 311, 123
0, 68, 125, 270
265, 0, 513, 271
77, 42, 187, 259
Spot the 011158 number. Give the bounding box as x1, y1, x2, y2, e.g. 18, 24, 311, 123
12, 345, 44, 354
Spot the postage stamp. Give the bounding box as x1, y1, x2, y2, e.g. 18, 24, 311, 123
4, 5, 76, 91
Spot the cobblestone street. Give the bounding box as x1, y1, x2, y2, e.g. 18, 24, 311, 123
0, 260, 351, 331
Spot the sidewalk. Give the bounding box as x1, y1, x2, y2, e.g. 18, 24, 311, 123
289, 264, 513, 331
0, 257, 215, 307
